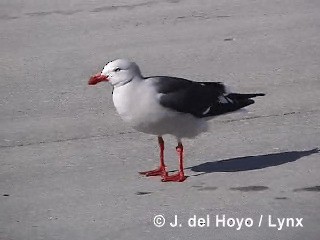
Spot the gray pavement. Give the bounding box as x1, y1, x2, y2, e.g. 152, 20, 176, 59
1, 0, 320, 239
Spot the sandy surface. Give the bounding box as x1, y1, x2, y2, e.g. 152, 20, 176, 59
1, 0, 320, 239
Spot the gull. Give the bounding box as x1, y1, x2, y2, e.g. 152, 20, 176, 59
88, 59, 264, 182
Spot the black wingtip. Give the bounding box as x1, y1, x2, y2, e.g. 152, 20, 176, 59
227, 93, 265, 100
247, 93, 265, 98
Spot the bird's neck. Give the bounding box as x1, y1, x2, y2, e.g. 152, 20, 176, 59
114, 75, 143, 88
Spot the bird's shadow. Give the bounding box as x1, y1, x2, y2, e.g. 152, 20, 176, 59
189, 148, 319, 175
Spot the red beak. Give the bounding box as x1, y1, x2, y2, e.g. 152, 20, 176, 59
88, 73, 108, 85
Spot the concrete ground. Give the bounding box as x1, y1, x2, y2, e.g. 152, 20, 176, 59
1, 0, 319, 239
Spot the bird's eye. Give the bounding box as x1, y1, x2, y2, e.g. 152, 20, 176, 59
114, 68, 121, 72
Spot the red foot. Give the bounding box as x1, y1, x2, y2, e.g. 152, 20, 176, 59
139, 166, 166, 176
161, 172, 187, 182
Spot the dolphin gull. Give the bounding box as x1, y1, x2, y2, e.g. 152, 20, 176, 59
88, 59, 264, 182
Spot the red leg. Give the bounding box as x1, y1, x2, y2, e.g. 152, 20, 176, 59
139, 136, 166, 176
162, 142, 187, 182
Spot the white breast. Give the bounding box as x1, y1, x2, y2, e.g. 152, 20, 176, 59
112, 79, 166, 124
112, 78, 208, 138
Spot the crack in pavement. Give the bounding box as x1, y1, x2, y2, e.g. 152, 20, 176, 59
0, 131, 137, 149
1, 109, 319, 149
218, 109, 319, 123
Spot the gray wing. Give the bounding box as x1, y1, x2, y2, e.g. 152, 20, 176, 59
149, 76, 264, 118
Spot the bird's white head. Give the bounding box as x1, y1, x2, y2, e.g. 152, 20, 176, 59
88, 59, 142, 87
